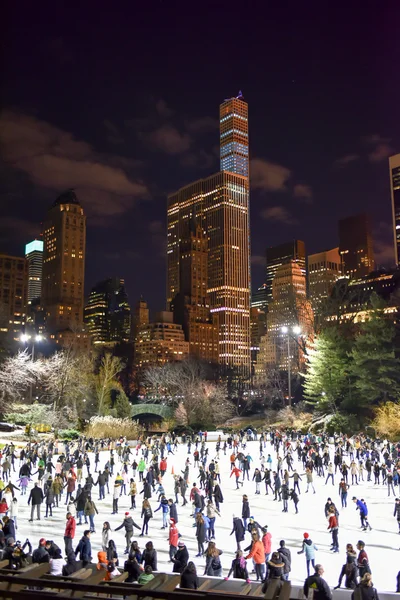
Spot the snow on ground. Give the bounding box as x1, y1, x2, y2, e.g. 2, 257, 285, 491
5, 437, 400, 592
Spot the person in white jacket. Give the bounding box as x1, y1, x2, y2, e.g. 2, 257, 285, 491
9, 497, 18, 530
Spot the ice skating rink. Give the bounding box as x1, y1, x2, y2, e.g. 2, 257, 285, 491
11, 438, 400, 592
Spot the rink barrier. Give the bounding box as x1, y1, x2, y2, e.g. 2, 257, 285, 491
0, 568, 399, 600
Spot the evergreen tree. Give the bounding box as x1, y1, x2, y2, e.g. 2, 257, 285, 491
303, 326, 352, 413
349, 294, 400, 409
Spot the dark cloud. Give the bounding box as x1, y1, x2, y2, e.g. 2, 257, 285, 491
251, 158, 291, 192
260, 206, 297, 225
144, 124, 192, 154
0, 110, 149, 219
293, 183, 313, 203
333, 154, 360, 168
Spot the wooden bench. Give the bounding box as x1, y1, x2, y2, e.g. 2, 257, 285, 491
0, 562, 50, 593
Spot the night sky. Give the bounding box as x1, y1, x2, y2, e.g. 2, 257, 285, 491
1, 3, 400, 314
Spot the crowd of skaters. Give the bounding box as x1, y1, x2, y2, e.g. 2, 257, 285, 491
0, 428, 399, 598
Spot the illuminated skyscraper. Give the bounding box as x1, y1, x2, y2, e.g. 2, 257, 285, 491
84, 277, 131, 345
265, 240, 306, 306
219, 93, 249, 177
167, 94, 250, 374
42, 189, 86, 335
0, 253, 28, 340
171, 216, 218, 362
389, 154, 400, 265
308, 247, 342, 315
25, 240, 43, 303
339, 214, 375, 278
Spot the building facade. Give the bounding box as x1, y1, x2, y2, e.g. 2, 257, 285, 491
42, 190, 86, 335
265, 240, 306, 307
255, 261, 313, 377
308, 247, 342, 315
25, 240, 43, 303
134, 311, 189, 368
389, 153, 400, 265
167, 95, 251, 375
171, 217, 218, 362
0, 253, 28, 341
338, 214, 375, 278
84, 277, 131, 345
131, 298, 150, 342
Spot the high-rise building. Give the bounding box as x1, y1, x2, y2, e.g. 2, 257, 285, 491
167, 95, 250, 375
250, 306, 266, 378
251, 283, 268, 311
171, 216, 218, 362
25, 240, 43, 303
389, 154, 400, 265
134, 310, 189, 368
131, 298, 150, 342
338, 214, 375, 278
0, 253, 28, 340
219, 93, 249, 177
255, 261, 313, 377
42, 190, 86, 335
265, 241, 306, 307
308, 247, 342, 315
84, 277, 131, 345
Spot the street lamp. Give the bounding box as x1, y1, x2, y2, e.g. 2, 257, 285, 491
20, 334, 44, 401
281, 326, 301, 406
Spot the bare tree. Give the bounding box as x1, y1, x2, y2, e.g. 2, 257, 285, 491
0, 351, 47, 412
95, 353, 125, 416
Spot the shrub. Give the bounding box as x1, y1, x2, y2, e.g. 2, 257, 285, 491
58, 429, 80, 440
274, 407, 313, 431
86, 416, 142, 440
371, 402, 400, 440
324, 413, 362, 436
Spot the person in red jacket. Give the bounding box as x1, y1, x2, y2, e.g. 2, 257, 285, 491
64, 512, 76, 556
160, 458, 167, 478
245, 533, 265, 581
169, 518, 179, 560
230, 466, 243, 489
262, 525, 272, 575
327, 507, 339, 553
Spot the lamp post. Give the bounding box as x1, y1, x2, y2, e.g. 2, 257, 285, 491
281, 325, 301, 406
20, 333, 44, 402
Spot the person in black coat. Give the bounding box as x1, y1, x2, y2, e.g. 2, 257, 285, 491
351, 573, 379, 600
75, 530, 92, 567
141, 541, 157, 571
195, 513, 206, 556
2, 517, 15, 541
181, 561, 199, 589
28, 482, 44, 521
62, 551, 79, 576
230, 515, 245, 551
335, 555, 358, 590
141, 481, 152, 500
123, 553, 142, 582
213, 484, 223, 511
168, 499, 178, 523
242, 495, 250, 529
304, 564, 332, 600
172, 541, 189, 573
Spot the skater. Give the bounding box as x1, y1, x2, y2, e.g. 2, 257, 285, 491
297, 532, 318, 577
242, 495, 250, 529
334, 554, 358, 590
339, 479, 349, 508
225, 550, 250, 581
230, 514, 246, 551
327, 507, 339, 553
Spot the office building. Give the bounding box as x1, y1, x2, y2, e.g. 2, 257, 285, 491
171, 216, 218, 362
131, 298, 150, 342
389, 154, 400, 265
0, 253, 28, 340
134, 310, 189, 368
251, 283, 268, 311
42, 189, 86, 335
329, 268, 400, 323
308, 247, 342, 315
255, 261, 313, 376
250, 306, 266, 378
25, 240, 43, 303
85, 277, 131, 345
339, 214, 375, 278
167, 95, 250, 374
265, 240, 306, 307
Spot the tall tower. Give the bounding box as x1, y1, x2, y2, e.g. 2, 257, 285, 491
219, 93, 249, 177
42, 189, 86, 334
167, 94, 251, 375
389, 154, 400, 265
265, 240, 306, 306
25, 240, 43, 303
84, 278, 131, 345
339, 214, 375, 278
172, 216, 218, 362
0, 253, 28, 340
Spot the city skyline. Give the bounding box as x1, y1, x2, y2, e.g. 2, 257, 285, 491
0, 5, 399, 312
